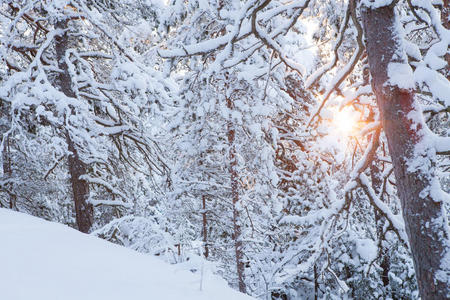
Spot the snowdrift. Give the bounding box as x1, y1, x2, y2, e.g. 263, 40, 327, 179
0, 209, 253, 300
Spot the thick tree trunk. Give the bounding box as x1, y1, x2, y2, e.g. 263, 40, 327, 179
65, 131, 93, 233
226, 94, 246, 293
362, 5, 450, 299
55, 20, 93, 233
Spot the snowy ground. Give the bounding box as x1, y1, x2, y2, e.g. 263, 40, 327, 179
0, 209, 254, 300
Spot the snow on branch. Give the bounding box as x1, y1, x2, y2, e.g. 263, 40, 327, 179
80, 175, 129, 200
159, 0, 310, 76
307, 1, 364, 127
360, 0, 399, 9
435, 135, 450, 156
88, 199, 133, 208
158, 0, 255, 59
251, 0, 306, 75
345, 127, 381, 191
408, 1, 450, 106
305, 2, 351, 88
358, 173, 409, 247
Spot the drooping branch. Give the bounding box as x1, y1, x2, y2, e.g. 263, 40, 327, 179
305, 2, 351, 88
308, 0, 364, 127
357, 173, 408, 247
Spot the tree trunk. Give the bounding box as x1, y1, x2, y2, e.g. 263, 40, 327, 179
65, 131, 93, 233
226, 93, 246, 293
1, 99, 16, 210
362, 5, 450, 299
202, 195, 209, 258
441, 0, 449, 80
1, 135, 16, 210
314, 263, 319, 300
55, 20, 93, 233
370, 161, 391, 291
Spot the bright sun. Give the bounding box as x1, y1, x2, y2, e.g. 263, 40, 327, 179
331, 107, 360, 137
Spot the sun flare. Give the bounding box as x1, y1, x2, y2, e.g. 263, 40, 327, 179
331, 107, 361, 137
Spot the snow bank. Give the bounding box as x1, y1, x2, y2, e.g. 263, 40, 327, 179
0, 209, 254, 300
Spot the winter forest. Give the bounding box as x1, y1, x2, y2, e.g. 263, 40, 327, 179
0, 0, 449, 299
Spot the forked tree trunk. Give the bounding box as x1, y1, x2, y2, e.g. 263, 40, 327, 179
362, 5, 450, 299
55, 20, 93, 233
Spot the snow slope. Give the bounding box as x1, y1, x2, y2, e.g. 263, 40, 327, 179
0, 209, 254, 300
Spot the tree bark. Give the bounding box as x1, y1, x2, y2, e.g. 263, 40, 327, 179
1, 135, 16, 210
370, 161, 391, 291
1, 98, 16, 209
362, 5, 450, 299
314, 263, 319, 300
442, 0, 449, 80
55, 20, 93, 233
226, 91, 246, 293
202, 195, 209, 258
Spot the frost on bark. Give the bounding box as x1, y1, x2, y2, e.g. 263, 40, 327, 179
55, 20, 93, 233
361, 5, 449, 299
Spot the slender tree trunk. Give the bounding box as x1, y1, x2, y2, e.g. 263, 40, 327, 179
362, 5, 450, 299
202, 195, 209, 258
1, 101, 16, 210
226, 92, 246, 293
370, 161, 391, 291
2, 135, 16, 209
314, 263, 319, 300
55, 20, 93, 233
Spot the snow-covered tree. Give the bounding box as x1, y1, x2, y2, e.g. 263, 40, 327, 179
0, 0, 173, 231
